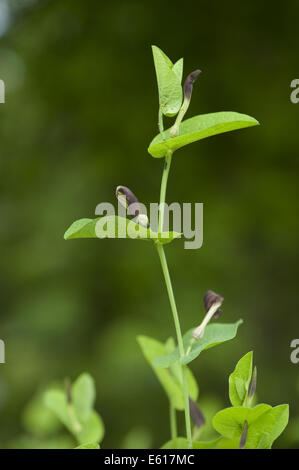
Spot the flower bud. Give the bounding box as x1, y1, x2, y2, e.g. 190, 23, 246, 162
183, 69, 201, 101
239, 420, 248, 449
203, 290, 224, 319
189, 398, 205, 428
116, 185, 140, 218
248, 366, 257, 399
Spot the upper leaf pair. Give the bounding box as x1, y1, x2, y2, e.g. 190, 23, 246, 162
150, 45, 259, 158
152, 45, 184, 117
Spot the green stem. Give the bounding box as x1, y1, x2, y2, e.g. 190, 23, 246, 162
156, 109, 192, 449
169, 401, 177, 440
158, 108, 166, 140
156, 243, 192, 448
158, 150, 172, 234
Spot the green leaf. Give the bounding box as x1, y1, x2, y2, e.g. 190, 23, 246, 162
22, 391, 62, 437
64, 215, 181, 245
148, 112, 259, 158
153, 320, 243, 368
152, 45, 183, 117
75, 442, 100, 449
161, 438, 189, 449
213, 404, 289, 449
44, 373, 105, 445
193, 437, 240, 449
76, 410, 104, 445
137, 335, 198, 411
72, 373, 96, 423
44, 390, 72, 431
229, 351, 253, 407
161, 437, 240, 449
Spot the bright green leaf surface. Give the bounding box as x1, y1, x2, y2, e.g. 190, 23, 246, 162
152, 320, 243, 368
75, 442, 100, 449
229, 351, 253, 407
72, 373, 96, 423
64, 215, 181, 245
161, 437, 240, 449
44, 390, 72, 431
213, 403, 289, 449
161, 437, 189, 449
148, 112, 259, 158
152, 45, 183, 117
76, 410, 104, 445
193, 437, 240, 449
137, 335, 198, 410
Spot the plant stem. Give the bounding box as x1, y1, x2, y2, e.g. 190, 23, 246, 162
158, 108, 166, 140
158, 150, 172, 234
156, 243, 192, 448
156, 110, 192, 448
169, 401, 177, 440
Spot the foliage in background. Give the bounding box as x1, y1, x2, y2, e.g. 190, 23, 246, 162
0, 0, 298, 449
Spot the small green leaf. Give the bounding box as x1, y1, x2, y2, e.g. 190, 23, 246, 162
44, 373, 105, 445
22, 391, 62, 437
75, 442, 100, 449
152, 45, 183, 117
161, 437, 189, 449
137, 335, 198, 411
44, 390, 71, 431
76, 410, 104, 445
153, 320, 243, 368
213, 404, 289, 449
229, 351, 253, 407
72, 373, 96, 423
148, 112, 259, 158
64, 215, 181, 245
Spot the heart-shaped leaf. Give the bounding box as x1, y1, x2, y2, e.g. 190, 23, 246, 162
64, 215, 181, 245
148, 112, 259, 158
152, 45, 183, 117
229, 351, 253, 407
152, 320, 243, 368
137, 335, 198, 411
213, 403, 289, 449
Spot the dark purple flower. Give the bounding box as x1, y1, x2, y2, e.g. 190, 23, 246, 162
183, 69, 201, 101
203, 290, 224, 319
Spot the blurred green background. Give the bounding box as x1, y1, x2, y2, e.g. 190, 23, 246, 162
0, 0, 298, 449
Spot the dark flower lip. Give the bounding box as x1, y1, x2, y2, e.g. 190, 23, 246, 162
183, 69, 201, 100
248, 366, 257, 399
203, 290, 224, 319
116, 185, 140, 217
189, 398, 205, 428
239, 420, 248, 449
